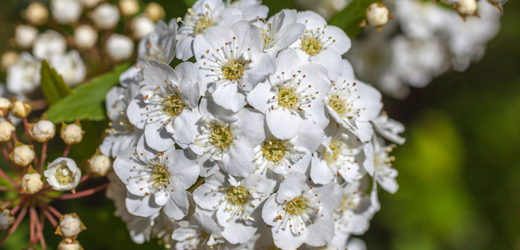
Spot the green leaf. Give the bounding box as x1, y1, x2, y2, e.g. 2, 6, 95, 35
46, 63, 131, 123
40, 60, 73, 105
329, 0, 379, 38
182, 0, 197, 7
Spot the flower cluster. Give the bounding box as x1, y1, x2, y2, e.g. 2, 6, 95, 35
106, 0, 405, 249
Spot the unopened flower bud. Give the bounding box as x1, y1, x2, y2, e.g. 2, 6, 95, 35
0, 209, 15, 231
0, 121, 16, 142
0, 98, 12, 117
58, 238, 82, 250
12, 101, 32, 118
33, 120, 57, 142
22, 173, 44, 194
2, 51, 19, 71
44, 157, 81, 191
366, 3, 390, 28
56, 214, 86, 238
456, 0, 478, 16
61, 123, 84, 144
74, 25, 98, 49
51, 0, 83, 24
106, 34, 134, 61
89, 154, 111, 176
91, 4, 120, 30
15, 25, 38, 49
25, 2, 49, 26
145, 2, 165, 22
119, 0, 140, 16
132, 15, 155, 39
13, 145, 35, 167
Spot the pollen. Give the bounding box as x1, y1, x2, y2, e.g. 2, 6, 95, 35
277, 86, 300, 109
221, 59, 246, 81
261, 140, 287, 164
209, 123, 234, 151
323, 139, 345, 164
301, 33, 323, 56
193, 14, 214, 35
226, 186, 250, 206
328, 95, 348, 114
54, 164, 74, 186
165, 93, 185, 117
151, 164, 170, 185
285, 196, 307, 215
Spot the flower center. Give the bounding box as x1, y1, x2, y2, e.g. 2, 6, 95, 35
151, 164, 170, 185
222, 59, 245, 81
261, 28, 274, 50
323, 140, 345, 164
261, 140, 286, 164
301, 34, 323, 56
165, 94, 185, 117
209, 124, 233, 151
328, 95, 348, 115
226, 186, 249, 206
277, 86, 300, 108
339, 192, 361, 211
193, 15, 214, 35
286, 196, 307, 215
55, 165, 74, 186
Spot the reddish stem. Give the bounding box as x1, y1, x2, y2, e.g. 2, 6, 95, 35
43, 210, 58, 227
30, 208, 36, 246
56, 183, 109, 200
0, 166, 19, 188
31, 207, 46, 249
39, 142, 48, 173
47, 205, 63, 218
23, 118, 35, 148
63, 144, 72, 157
11, 196, 29, 214
6, 140, 13, 151
79, 172, 93, 184
0, 207, 27, 245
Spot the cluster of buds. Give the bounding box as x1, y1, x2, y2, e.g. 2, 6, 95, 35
0, 100, 111, 249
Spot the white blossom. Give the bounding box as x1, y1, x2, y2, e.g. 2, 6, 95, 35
15, 25, 38, 49
106, 34, 134, 61
74, 25, 98, 49
6, 52, 41, 95
44, 157, 82, 191
33, 30, 67, 60
51, 0, 83, 24
49, 50, 87, 86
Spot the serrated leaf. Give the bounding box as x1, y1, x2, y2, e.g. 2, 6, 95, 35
46, 63, 131, 123
329, 0, 379, 38
40, 60, 73, 105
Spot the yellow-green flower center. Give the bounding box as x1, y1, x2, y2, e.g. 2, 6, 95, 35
151, 164, 170, 184
55, 164, 74, 186
286, 196, 307, 215
193, 15, 214, 35
278, 86, 299, 108
323, 140, 345, 164
165, 94, 185, 117
301, 35, 323, 56
222, 60, 245, 81
261, 140, 287, 164
328, 95, 348, 114
226, 186, 250, 206
209, 124, 233, 151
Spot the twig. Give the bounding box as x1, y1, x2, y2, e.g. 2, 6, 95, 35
56, 183, 109, 200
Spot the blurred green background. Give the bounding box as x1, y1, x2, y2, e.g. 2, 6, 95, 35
1, 0, 519, 249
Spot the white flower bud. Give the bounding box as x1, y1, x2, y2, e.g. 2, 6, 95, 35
44, 157, 81, 191
0, 209, 15, 231
57, 214, 85, 238
89, 154, 111, 176
456, 0, 478, 16
12, 100, 32, 118
13, 145, 35, 167
145, 2, 165, 22
0, 97, 12, 117
15, 25, 38, 49
51, 0, 83, 24
366, 3, 389, 28
21, 173, 44, 194
80, 0, 102, 8
131, 15, 155, 39
106, 34, 134, 61
1, 51, 18, 71
58, 238, 82, 250
33, 30, 67, 60
119, 0, 140, 16
25, 2, 49, 26
0, 121, 15, 142
74, 25, 98, 49
91, 4, 120, 30
33, 120, 56, 142
61, 124, 84, 144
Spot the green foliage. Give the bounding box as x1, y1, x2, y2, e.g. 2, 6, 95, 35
46, 63, 131, 123
329, 0, 379, 38
40, 61, 73, 105
182, 0, 197, 7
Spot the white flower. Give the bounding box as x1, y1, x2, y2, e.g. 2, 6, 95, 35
372, 111, 406, 145
193, 20, 276, 111
106, 34, 134, 61
113, 139, 199, 219
193, 172, 276, 243
132, 15, 155, 39
100, 84, 142, 157
57, 239, 82, 250
137, 19, 177, 65
311, 121, 363, 185
295, 0, 350, 19
253, 9, 306, 57
456, 0, 478, 16
248, 49, 330, 140
171, 213, 226, 250
127, 61, 202, 151
6, 52, 41, 95
33, 30, 67, 60
0, 121, 16, 142
0, 209, 15, 231
74, 25, 98, 49
226, 0, 268, 21
0, 97, 12, 117
188, 98, 265, 177
91, 4, 120, 30
363, 137, 398, 193
262, 172, 341, 249
25, 2, 49, 26
49, 50, 87, 86
51, 0, 83, 24
176, 0, 244, 61
21, 173, 44, 194
15, 25, 38, 49
13, 144, 35, 167
324, 60, 382, 142
1, 51, 18, 71
290, 11, 351, 80
12, 100, 32, 119
44, 157, 82, 191
254, 118, 323, 176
